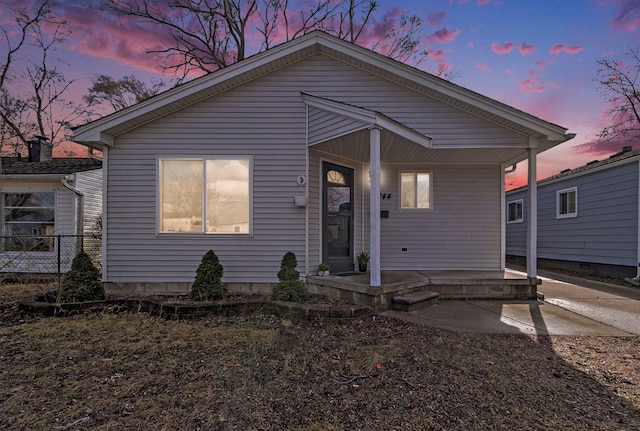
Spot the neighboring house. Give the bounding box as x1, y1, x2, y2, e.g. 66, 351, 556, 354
506, 146, 640, 278
0, 144, 102, 275
71, 31, 573, 296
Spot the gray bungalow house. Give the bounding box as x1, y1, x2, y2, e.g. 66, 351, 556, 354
506, 146, 640, 279
0, 145, 102, 275
72, 31, 573, 297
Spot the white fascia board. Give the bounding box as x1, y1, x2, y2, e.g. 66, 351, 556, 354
302, 92, 431, 148
374, 114, 432, 148
73, 34, 327, 145
302, 92, 376, 123
318, 35, 570, 140
72, 31, 569, 147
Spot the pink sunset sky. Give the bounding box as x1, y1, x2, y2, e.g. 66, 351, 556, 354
1, 0, 639, 189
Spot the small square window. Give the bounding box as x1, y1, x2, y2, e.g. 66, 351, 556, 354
507, 199, 523, 223
400, 172, 431, 209
557, 187, 577, 219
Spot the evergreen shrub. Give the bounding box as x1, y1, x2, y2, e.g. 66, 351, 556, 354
57, 251, 104, 303
272, 251, 309, 301
191, 250, 228, 301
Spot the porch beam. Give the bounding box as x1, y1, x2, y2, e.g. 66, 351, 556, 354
370, 126, 381, 287
526, 143, 538, 280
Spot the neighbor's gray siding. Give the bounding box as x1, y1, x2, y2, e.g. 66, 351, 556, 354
75, 168, 102, 236
506, 161, 639, 267
505, 188, 528, 257
106, 53, 526, 284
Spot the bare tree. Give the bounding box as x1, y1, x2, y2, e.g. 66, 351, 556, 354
0, 0, 88, 157
84, 74, 165, 114
104, 0, 427, 82
596, 46, 640, 139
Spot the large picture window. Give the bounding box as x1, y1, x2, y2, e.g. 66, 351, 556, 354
557, 187, 577, 219
160, 158, 251, 233
3, 192, 55, 251
400, 172, 431, 209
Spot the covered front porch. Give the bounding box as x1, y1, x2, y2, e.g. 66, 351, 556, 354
307, 269, 539, 311
303, 93, 572, 294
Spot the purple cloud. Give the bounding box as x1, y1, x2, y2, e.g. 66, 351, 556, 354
491, 41, 515, 54
549, 44, 584, 55
610, 0, 640, 32
475, 62, 491, 72
519, 43, 536, 55
428, 27, 461, 43
520, 69, 545, 95
427, 11, 447, 26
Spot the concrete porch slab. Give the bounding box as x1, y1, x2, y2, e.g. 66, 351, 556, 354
307, 270, 538, 311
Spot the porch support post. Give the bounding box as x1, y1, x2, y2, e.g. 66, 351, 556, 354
369, 126, 381, 287
526, 143, 538, 280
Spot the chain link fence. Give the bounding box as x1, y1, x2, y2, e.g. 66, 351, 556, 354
0, 234, 102, 285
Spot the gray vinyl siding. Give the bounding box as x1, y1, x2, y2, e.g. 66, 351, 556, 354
375, 164, 502, 270
505, 189, 528, 256
307, 106, 368, 144
75, 169, 102, 236
506, 161, 639, 267
106, 53, 525, 284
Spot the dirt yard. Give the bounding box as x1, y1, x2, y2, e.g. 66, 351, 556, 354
0, 282, 638, 430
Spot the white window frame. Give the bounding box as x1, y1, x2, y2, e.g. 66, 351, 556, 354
399, 171, 433, 210
507, 199, 523, 224
158, 157, 253, 234
1, 190, 56, 252
556, 186, 577, 219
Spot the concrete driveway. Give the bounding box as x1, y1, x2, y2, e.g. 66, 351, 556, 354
383, 269, 640, 336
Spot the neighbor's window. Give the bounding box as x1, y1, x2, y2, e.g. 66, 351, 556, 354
160, 158, 251, 233
401, 172, 431, 209
3, 192, 55, 251
557, 187, 577, 219
507, 199, 523, 223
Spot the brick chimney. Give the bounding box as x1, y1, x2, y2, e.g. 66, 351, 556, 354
27, 136, 52, 162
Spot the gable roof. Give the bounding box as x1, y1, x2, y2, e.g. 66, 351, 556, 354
0, 158, 102, 176
542, 146, 640, 184
72, 31, 571, 153
507, 146, 640, 193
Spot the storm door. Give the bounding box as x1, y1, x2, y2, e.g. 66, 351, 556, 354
323, 162, 354, 273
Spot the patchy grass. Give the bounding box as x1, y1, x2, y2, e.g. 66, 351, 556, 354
0, 285, 639, 430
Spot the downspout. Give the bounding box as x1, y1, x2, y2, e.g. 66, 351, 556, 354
305, 104, 310, 279
62, 174, 84, 236
636, 159, 640, 280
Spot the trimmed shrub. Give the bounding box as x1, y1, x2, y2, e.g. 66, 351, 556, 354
277, 251, 300, 281
191, 250, 228, 301
272, 251, 309, 302
57, 251, 104, 303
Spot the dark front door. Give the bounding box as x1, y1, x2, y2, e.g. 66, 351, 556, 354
323, 162, 354, 273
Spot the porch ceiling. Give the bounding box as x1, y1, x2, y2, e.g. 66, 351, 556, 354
311, 129, 528, 165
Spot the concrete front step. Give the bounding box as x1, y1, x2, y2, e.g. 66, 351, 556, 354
391, 290, 439, 312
